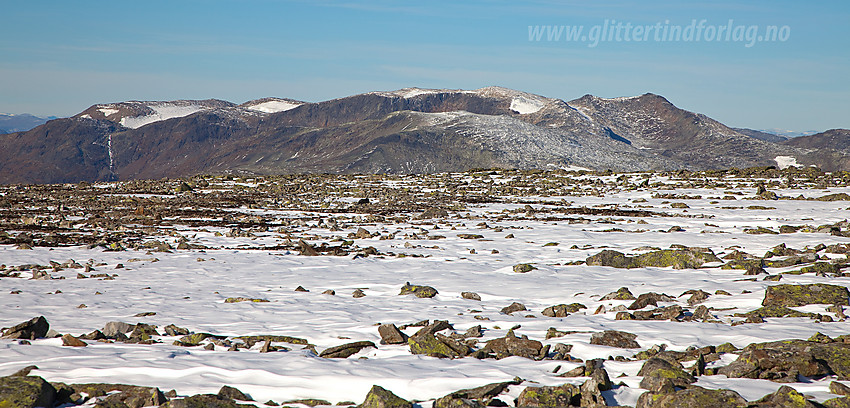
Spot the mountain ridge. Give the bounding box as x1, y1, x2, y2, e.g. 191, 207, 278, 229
0, 87, 847, 184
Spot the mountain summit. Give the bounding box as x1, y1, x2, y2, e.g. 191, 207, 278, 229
0, 87, 846, 184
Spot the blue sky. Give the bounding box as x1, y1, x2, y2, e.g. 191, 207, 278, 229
1, 0, 848, 132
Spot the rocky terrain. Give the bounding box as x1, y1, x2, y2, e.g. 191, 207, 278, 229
1, 87, 848, 184
4, 166, 850, 406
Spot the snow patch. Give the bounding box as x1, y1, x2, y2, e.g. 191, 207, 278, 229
775, 155, 800, 169
120, 104, 205, 129
98, 107, 119, 117
79, 114, 92, 119
245, 100, 302, 114
510, 97, 545, 115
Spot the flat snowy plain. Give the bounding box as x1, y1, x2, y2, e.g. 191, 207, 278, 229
2, 170, 850, 406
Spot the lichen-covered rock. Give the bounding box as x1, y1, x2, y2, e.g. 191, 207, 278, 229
0, 375, 56, 408
541, 303, 586, 317
590, 330, 640, 348
319, 341, 376, 358
737, 305, 820, 319
163, 394, 251, 408
359, 385, 412, 408
434, 380, 519, 408
70, 383, 167, 408
717, 340, 850, 381
824, 397, 850, 408
762, 284, 850, 307
512, 263, 536, 273
635, 386, 747, 408
750, 385, 820, 407
515, 384, 580, 407
637, 357, 695, 392
218, 385, 252, 401
1, 316, 49, 339
408, 332, 469, 358
399, 282, 438, 298
586, 250, 633, 268
601, 287, 636, 300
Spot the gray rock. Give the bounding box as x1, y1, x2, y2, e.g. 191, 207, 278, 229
589, 330, 640, 348
1, 316, 49, 340
319, 341, 376, 358
378, 324, 408, 345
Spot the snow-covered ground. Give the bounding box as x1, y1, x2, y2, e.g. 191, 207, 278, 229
2, 172, 850, 406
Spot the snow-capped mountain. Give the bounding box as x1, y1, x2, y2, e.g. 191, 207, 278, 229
0, 87, 846, 184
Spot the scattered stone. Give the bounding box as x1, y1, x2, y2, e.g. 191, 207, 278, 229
541, 303, 586, 317
399, 282, 438, 298
589, 330, 640, 348
352, 289, 366, 298
479, 330, 543, 360
461, 291, 481, 301
70, 384, 167, 408
512, 263, 536, 273
319, 341, 377, 358
500, 302, 527, 315
295, 286, 310, 292
718, 339, 850, 381
61, 334, 88, 347
224, 297, 270, 303
322, 289, 336, 295
378, 324, 408, 345
601, 287, 636, 301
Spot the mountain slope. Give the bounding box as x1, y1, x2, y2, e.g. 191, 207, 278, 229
732, 128, 790, 143
0, 87, 843, 184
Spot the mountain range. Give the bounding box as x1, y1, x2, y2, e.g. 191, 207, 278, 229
0, 87, 847, 184
0, 113, 55, 134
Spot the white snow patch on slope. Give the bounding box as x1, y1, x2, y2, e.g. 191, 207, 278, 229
510, 96, 545, 115
775, 155, 800, 169
98, 107, 119, 116
245, 100, 302, 114
120, 104, 205, 129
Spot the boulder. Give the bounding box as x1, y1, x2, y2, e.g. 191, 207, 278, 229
70, 383, 167, 408
0, 375, 56, 408
500, 302, 527, 315
434, 380, 519, 408
359, 385, 412, 408
408, 333, 470, 359
601, 287, 636, 301
218, 385, 252, 401
481, 331, 543, 360
762, 284, 850, 307
635, 386, 747, 408
589, 330, 640, 348
378, 324, 408, 345
1, 316, 49, 339
717, 340, 850, 381
515, 384, 580, 407
102, 321, 135, 338
750, 385, 820, 407
637, 357, 695, 392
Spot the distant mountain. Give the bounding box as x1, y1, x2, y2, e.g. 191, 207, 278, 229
732, 128, 790, 143
0, 113, 55, 133
782, 129, 850, 151
0, 87, 845, 184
